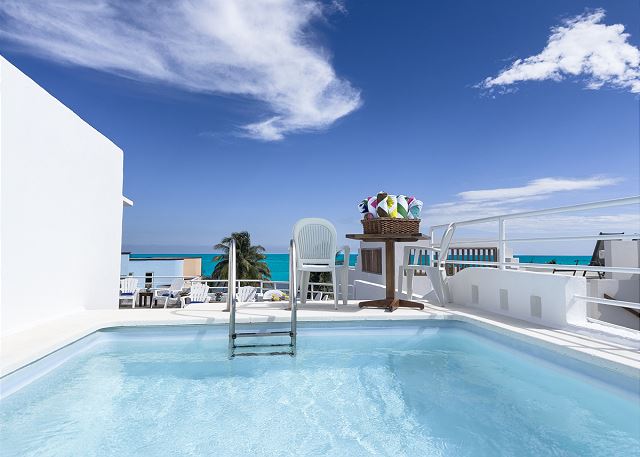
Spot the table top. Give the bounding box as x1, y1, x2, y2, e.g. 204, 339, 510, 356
346, 233, 430, 242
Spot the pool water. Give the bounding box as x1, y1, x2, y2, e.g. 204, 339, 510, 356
1, 322, 638, 456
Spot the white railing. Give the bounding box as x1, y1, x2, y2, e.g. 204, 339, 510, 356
120, 275, 354, 301
428, 196, 640, 313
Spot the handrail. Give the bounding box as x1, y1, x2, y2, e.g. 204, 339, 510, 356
428, 195, 640, 272
436, 259, 640, 274
431, 233, 639, 246
289, 239, 298, 354
575, 295, 640, 311
430, 196, 640, 230
425, 196, 640, 319
227, 238, 237, 355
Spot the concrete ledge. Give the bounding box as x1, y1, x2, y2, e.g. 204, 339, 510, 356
1, 300, 638, 381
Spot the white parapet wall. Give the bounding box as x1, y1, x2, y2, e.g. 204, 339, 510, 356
448, 268, 588, 327
0, 57, 125, 335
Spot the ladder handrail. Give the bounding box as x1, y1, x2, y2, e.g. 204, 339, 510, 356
227, 238, 237, 357
228, 237, 298, 357
289, 238, 298, 355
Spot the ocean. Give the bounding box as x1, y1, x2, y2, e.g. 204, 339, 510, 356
130, 253, 591, 281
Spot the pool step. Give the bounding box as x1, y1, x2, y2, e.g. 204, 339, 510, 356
230, 337, 295, 357
234, 331, 293, 338
233, 350, 295, 357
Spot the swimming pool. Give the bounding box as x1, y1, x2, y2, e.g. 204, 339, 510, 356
1, 321, 638, 456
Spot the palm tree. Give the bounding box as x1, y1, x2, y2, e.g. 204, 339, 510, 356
211, 231, 271, 280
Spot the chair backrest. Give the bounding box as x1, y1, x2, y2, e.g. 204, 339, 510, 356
170, 278, 185, 291
238, 286, 257, 302
437, 223, 456, 267
190, 283, 209, 303
293, 218, 337, 267
120, 277, 139, 294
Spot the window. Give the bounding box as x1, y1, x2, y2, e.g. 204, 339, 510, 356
361, 248, 382, 275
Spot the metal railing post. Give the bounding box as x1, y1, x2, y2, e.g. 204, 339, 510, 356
498, 217, 506, 270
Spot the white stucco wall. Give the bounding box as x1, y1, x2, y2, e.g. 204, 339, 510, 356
125, 259, 184, 288
448, 268, 588, 327
0, 57, 124, 335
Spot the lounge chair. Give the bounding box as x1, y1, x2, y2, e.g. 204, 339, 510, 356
153, 278, 185, 308
293, 218, 350, 309
552, 233, 623, 278
119, 277, 140, 308
237, 286, 257, 303
181, 282, 211, 307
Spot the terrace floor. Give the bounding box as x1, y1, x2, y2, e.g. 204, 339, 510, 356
2, 300, 639, 380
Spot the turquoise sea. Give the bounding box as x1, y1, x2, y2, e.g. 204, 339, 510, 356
131, 253, 358, 281
130, 253, 590, 281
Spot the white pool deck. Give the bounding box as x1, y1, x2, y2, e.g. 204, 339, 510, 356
1, 300, 639, 380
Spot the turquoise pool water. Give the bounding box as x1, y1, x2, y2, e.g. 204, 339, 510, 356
1, 321, 638, 456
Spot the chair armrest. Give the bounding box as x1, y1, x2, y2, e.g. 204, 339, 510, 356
337, 245, 350, 266
402, 245, 439, 266
153, 288, 170, 297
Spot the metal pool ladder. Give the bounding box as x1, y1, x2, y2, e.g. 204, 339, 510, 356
228, 239, 298, 358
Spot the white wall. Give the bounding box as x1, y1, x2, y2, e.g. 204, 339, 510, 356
1, 57, 124, 335
448, 268, 588, 327
125, 259, 184, 288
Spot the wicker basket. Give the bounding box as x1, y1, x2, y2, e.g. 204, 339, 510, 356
362, 218, 421, 235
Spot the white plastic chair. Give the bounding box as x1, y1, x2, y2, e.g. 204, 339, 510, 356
119, 277, 140, 308
237, 286, 257, 303
293, 218, 350, 309
153, 278, 185, 308
181, 282, 211, 307
398, 223, 455, 304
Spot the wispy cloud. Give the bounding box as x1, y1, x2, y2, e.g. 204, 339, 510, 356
480, 9, 640, 93
424, 176, 624, 226
0, 0, 362, 140
458, 177, 621, 202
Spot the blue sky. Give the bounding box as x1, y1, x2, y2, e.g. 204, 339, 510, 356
1, 0, 638, 254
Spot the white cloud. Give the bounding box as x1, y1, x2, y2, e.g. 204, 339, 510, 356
0, 0, 361, 140
480, 9, 640, 93
423, 176, 623, 227
458, 177, 621, 202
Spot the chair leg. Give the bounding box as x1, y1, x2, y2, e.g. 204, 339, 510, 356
300, 271, 309, 304
331, 270, 338, 310
341, 268, 348, 306
397, 266, 404, 298
407, 270, 414, 299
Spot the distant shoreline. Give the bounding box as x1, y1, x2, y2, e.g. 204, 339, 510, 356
130, 253, 590, 281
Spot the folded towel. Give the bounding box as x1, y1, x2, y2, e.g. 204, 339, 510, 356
358, 199, 369, 214
376, 192, 389, 217
386, 194, 398, 218
408, 198, 423, 219
367, 196, 379, 217
359, 192, 423, 220
397, 195, 409, 218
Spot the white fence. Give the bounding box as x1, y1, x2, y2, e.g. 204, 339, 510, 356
120, 275, 353, 302
428, 196, 640, 320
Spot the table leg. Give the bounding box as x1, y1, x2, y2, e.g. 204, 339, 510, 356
358, 240, 424, 312
385, 240, 395, 300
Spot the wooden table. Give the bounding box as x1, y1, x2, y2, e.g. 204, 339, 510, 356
346, 233, 430, 312
137, 291, 154, 308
